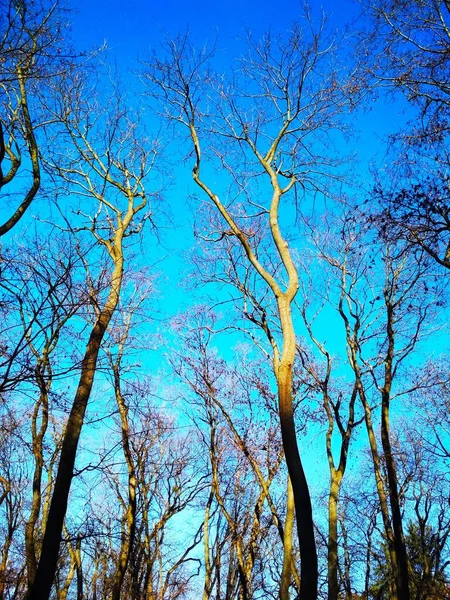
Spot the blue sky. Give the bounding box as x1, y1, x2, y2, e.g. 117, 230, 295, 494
63, 0, 421, 356
2, 4, 449, 589
69, 0, 411, 175
72, 0, 362, 58
9, 0, 436, 470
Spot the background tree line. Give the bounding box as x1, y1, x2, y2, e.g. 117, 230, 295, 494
0, 0, 449, 599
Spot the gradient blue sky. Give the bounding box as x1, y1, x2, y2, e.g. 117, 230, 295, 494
65, 0, 414, 323
69, 0, 408, 172
72, 0, 362, 60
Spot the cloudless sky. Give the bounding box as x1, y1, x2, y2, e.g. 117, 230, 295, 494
64, 0, 416, 338
65, 0, 431, 384
2, 4, 447, 587
69, 0, 409, 174
71, 0, 362, 59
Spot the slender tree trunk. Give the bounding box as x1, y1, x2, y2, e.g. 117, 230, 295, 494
381, 392, 409, 600
340, 517, 352, 600
359, 384, 401, 600
327, 473, 342, 600
277, 299, 317, 600
74, 538, 83, 600
203, 490, 214, 600
25, 360, 50, 587
225, 533, 237, 600
325, 390, 355, 600
92, 559, 99, 600
341, 299, 401, 598
110, 363, 137, 600
364, 520, 374, 600
27, 256, 124, 600
280, 476, 295, 600
58, 528, 76, 600
0, 68, 40, 237
0, 534, 12, 600
381, 302, 410, 600
244, 492, 264, 596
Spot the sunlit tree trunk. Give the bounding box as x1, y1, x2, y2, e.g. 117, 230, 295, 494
357, 368, 399, 594
276, 297, 317, 599
27, 251, 124, 600
0, 525, 13, 600
0, 39, 40, 237
380, 298, 410, 600
280, 477, 295, 600
25, 357, 50, 587
327, 470, 342, 600
202, 491, 214, 600
110, 351, 137, 600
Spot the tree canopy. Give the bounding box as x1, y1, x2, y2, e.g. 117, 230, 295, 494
0, 1, 449, 599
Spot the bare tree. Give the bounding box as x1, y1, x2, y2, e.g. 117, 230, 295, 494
363, 0, 450, 129
106, 318, 139, 600
0, 405, 27, 600
144, 16, 355, 597
0, 0, 71, 236
118, 393, 201, 600
298, 265, 363, 600
26, 70, 156, 599
322, 221, 439, 600
172, 308, 297, 599
371, 174, 450, 272
361, 0, 450, 271
103, 282, 156, 600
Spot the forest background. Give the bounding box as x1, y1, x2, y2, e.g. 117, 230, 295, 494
1, 0, 449, 599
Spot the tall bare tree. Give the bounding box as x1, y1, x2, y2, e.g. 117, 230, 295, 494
0, 0, 71, 236
26, 71, 156, 599
144, 17, 355, 597
172, 308, 297, 599
362, 0, 450, 272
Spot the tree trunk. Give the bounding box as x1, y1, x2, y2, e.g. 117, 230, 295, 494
381, 392, 410, 600
277, 297, 317, 600
277, 359, 317, 599
25, 360, 50, 587
27, 257, 123, 600
381, 300, 410, 600
280, 476, 295, 600
0, 534, 12, 600
202, 491, 214, 600
359, 385, 400, 597
110, 363, 137, 600
0, 68, 40, 237
327, 473, 342, 600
